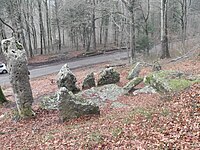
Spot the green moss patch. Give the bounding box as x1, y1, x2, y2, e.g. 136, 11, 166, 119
144, 70, 200, 93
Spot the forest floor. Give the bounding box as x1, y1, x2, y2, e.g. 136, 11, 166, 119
0, 55, 200, 149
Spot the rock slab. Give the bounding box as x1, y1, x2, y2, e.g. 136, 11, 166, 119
127, 62, 142, 80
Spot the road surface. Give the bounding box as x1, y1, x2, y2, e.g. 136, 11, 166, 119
0, 51, 128, 85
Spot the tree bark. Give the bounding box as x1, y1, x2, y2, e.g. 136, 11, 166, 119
92, 0, 96, 51
38, 0, 46, 55
55, 0, 61, 51
160, 0, 170, 59
44, 0, 51, 53
0, 86, 7, 104
121, 0, 137, 63
30, 1, 37, 53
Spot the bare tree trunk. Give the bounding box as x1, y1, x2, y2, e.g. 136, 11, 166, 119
55, 0, 61, 51
130, 11, 136, 63
121, 0, 137, 63
30, 1, 37, 54
24, 0, 33, 57
86, 28, 92, 52
92, 0, 96, 51
104, 15, 109, 48
49, 0, 54, 52
160, 0, 170, 59
44, 0, 50, 53
180, 0, 187, 52
37, 0, 46, 55
63, 28, 65, 47
0, 20, 7, 39
0, 86, 7, 104
99, 18, 103, 45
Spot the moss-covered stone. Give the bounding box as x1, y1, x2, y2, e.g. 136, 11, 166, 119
18, 106, 35, 119
97, 68, 120, 86
168, 79, 192, 91
82, 72, 96, 90
144, 70, 199, 93
123, 77, 143, 92
57, 64, 80, 93
127, 62, 142, 80
144, 70, 200, 92
58, 87, 100, 122
40, 94, 58, 110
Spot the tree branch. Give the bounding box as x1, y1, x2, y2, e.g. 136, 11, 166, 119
0, 18, 15, 33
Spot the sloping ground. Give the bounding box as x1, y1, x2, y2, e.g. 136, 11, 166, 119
0, 58, 199, 149
0, 84, 199, 149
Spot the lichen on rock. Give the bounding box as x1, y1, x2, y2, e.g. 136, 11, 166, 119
1, 37, 34, 118
97, 67, 120, 86
58, 87, 100, 122
127, 62, 143, 80
123, 77, 143, 92
144, 70, 200, 93
57, 64, 80, 93
77, 84, 126, 107
82, 72, 96, 90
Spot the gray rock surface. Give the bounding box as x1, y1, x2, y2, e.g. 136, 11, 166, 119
58, 87, 100, 122
110, 102, 128, 109
133, 86, 157, 95
82, 72, 96, 90
77, 84, 126, 107
57, 64, 80, 93
1, 37, 34, 118
123, 77, 143, 92
40, 94, 58, 110
97, 68, 120, 86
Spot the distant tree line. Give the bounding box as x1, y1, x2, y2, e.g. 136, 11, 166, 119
0, 0, 199, 60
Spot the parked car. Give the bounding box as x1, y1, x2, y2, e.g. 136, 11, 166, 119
0, 63, 8, 74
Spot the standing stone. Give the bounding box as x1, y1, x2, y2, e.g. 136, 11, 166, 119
127, 62, 142, 80
97, 67, 120, 86
57, 64, 80, 93
1, 37, 34, 118
82, 72, 96, 90
58, 87, 100, 122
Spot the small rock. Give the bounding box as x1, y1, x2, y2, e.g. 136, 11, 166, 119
82, 72, 96, 90
97, 67, 120, 86
57, 64, 80, 93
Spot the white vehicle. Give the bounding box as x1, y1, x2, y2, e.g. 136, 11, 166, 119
0, 63, 8, 74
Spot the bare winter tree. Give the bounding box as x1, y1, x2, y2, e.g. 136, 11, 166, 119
160, 0, 170, 59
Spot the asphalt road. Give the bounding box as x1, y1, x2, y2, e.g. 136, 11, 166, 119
0, 51, 128, 85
